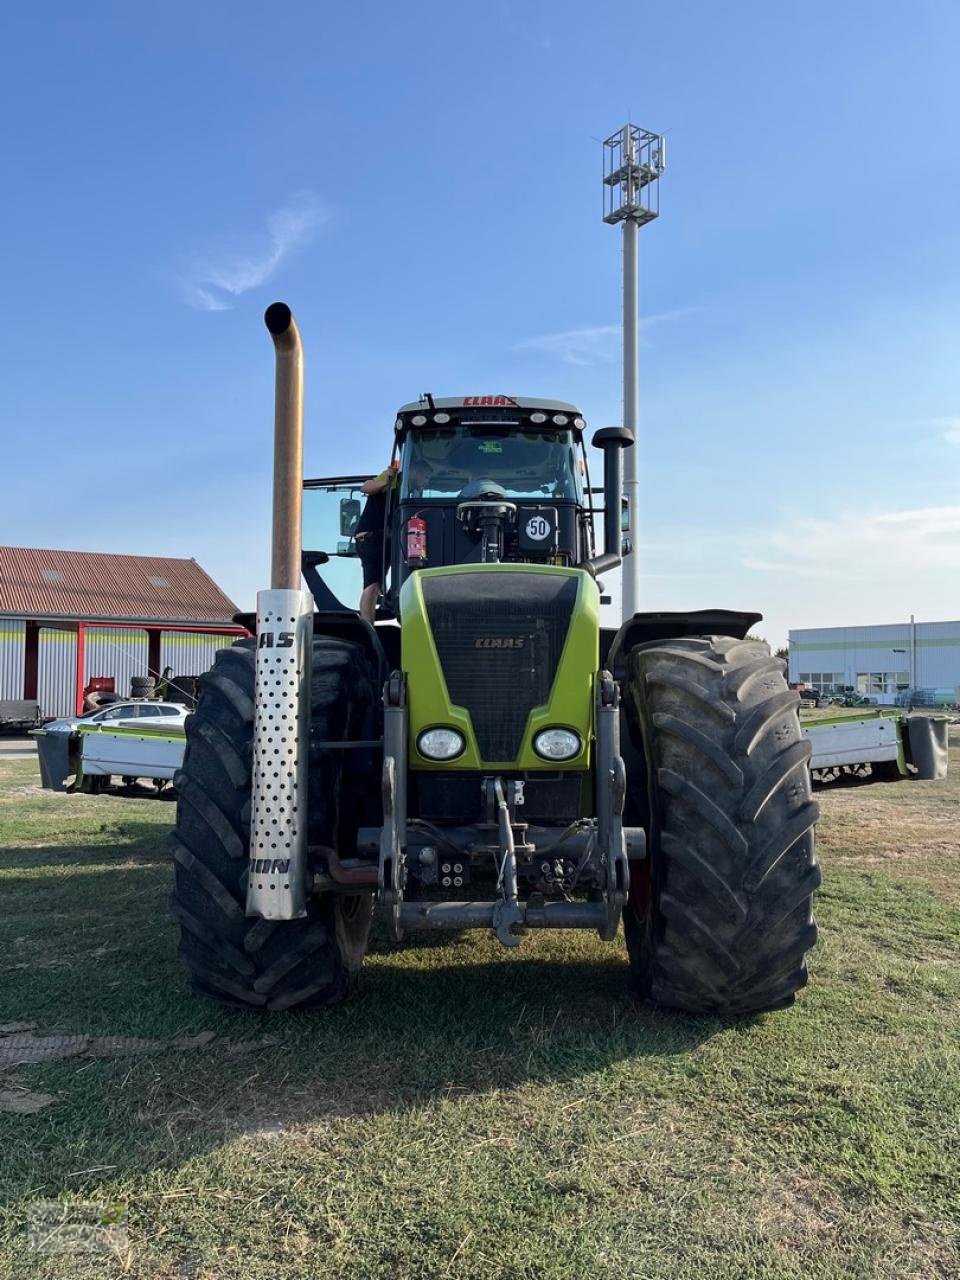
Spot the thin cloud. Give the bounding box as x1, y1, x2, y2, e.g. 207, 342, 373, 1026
743, 505, 960, 579
513, 308, 698, 365
180, 192, 329, 311
514, 324, 620, 366
182, 284, 232, 313
914, 416, 960, 447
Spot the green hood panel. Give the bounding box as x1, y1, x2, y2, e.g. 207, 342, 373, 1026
400, 563, 599, 770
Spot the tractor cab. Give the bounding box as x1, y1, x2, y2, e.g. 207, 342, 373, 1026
301, 396, 625, 616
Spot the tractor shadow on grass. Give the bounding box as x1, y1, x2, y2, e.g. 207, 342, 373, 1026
0, 819, 756, 1195
186, 934, 746, 1147
0, 946, 754, 1210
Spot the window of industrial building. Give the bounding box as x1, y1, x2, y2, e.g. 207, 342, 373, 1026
798, 672, 845, 692
856, 672, 909, 695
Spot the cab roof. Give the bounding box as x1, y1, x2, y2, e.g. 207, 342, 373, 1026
396, 395, 582, 416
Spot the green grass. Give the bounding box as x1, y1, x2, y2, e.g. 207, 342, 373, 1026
1, 747, 959, 1279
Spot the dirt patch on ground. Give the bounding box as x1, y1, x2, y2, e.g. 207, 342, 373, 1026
224, 1079, 401, 1143
0, 1077, 58, 1114
0, 1027, 280, 1111
754, 1172, 844, 1247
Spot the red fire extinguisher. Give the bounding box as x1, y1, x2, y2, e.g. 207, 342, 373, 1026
406, 514, 427, 563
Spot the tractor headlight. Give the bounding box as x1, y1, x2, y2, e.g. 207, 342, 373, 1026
418, 727, 466, 761
533, 728, 582, 761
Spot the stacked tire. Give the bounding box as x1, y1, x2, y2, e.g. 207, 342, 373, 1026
622, 635, 821, 1015
166, 675, 199, 707
131, 675, 155, 699
169, 637, 378, 1010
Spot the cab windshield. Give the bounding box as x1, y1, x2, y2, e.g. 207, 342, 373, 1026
401, 427, 582, 501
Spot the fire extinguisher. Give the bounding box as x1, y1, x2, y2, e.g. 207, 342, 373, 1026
406, 513, 427, 564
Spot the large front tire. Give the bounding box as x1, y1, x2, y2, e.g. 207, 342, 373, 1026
170, 637, 375, 1010
623, 635, 821, 1015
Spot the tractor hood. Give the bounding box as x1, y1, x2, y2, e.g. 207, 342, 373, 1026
400, 563, 599, 771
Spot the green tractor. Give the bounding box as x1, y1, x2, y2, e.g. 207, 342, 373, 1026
170, 303, 820, 1014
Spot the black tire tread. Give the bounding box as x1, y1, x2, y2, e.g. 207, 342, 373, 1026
170, 637, 375, 1011
624, 634, 821, 1015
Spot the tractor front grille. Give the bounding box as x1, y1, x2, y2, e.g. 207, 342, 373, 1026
421, 571, 579, 762
415, 772, 584, 825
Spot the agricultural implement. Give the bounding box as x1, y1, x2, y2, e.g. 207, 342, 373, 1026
804, 709, 949, 783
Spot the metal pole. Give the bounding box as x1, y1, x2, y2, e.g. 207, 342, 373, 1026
602, 122, 663, 620
910, 613, 916, 691
622, 211, 639, 618
75, 623, 86, 717
264, 302, 304, 591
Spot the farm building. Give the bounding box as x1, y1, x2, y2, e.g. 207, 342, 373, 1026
788, 618, 960, 705
0, 546, 246, 718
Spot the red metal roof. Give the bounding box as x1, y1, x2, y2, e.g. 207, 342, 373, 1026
0, 546, 239, 625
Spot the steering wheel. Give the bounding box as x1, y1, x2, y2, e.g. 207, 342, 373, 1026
458, 479, 509, 501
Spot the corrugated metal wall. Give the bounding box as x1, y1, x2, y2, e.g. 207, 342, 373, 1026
37, 629, 76, 718
915, 623, 960, 691
160, 631, 235, 678
86, 628, 148, 700
0, 623, 237, 718
0, 621, 26, 700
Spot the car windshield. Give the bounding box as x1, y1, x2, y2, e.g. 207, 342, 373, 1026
401, 427, 582, 500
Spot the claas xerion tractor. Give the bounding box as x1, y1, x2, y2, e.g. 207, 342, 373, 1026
170, 303, 820, 1014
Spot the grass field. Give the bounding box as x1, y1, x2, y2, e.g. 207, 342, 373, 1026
1, 737, 959, 1280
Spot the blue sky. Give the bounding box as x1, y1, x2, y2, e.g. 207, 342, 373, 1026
2, 1, 959, 645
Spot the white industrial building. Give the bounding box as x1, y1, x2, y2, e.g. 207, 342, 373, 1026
788, 618, 960, 705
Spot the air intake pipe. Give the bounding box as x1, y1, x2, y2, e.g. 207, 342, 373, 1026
586, 426, 634, 577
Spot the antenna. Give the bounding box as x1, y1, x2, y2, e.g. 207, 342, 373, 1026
602, 123, 665, 620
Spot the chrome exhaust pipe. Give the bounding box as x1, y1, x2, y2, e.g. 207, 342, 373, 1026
247, 303, 314, 921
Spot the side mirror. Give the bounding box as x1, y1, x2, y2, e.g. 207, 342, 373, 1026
339, 497, 361, 537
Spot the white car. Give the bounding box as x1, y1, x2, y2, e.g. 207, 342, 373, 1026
44, 702, 189, 734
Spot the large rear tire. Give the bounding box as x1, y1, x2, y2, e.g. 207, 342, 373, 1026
623, 635, 821, 1015
170, 637, 376, 1010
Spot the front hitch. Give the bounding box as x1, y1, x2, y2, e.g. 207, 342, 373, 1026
379, 673, 408, 940
491, 778, 524, 946
595, 671, 631, 940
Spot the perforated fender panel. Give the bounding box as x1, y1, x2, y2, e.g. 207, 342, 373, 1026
247, 588, 314, 919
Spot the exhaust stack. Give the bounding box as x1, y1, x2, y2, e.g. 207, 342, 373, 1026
246, 303, 314, 922
265, 302, 305, 589
586, 426, 634, 578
